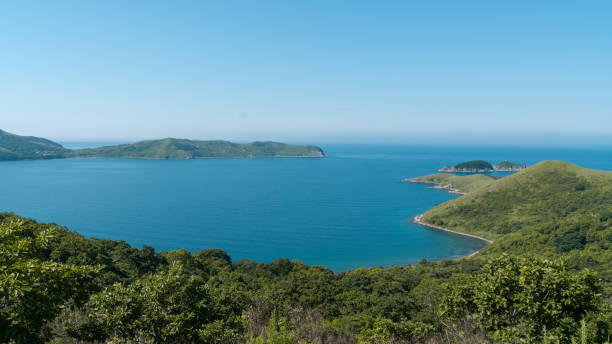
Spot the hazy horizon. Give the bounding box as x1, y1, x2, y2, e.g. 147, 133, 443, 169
2, 1, 611, 143
51, 131, 612, 148
3, 127, 612, 147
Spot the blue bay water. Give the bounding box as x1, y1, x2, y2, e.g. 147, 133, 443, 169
1, 144, 611, 271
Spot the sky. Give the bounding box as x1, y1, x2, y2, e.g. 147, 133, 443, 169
1, 1, 611, 143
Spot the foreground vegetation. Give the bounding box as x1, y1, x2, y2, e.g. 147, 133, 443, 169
0, 129, 325, 160
2, 161, 611, 343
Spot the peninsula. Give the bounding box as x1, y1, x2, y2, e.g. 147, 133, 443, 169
416, 161, 612, 284
405, 173, 499, 194
0, 129, 325, 160
439, 160, 526, 172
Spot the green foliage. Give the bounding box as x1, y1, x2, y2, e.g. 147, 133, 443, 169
440, 255, 601, 343
71, 139, 325, 159
0, 219, 100, 343
246, 312, 298, 344
356, 318, 435, 343
71, 263, 243, 343
0, 129, 69, 160
453, 160, 493, 171
440, 160, 495, 172
0, 128, 325, 160
422, 161, 612, 286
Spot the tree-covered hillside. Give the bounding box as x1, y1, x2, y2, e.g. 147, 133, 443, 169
71, 139, 324, 159
0, 129, 70, 160
0, 129, 325, 160
422, 161, 612, 285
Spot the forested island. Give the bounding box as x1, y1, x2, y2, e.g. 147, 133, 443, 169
2, 160, 611, 343
439, 160, 526, 172
0, 129, 325, 160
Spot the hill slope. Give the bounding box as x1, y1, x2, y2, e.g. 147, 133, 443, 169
0, 129, 70, 161
421, 161, 612, 282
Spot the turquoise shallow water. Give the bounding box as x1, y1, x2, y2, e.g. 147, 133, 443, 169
1, 144, 611, 271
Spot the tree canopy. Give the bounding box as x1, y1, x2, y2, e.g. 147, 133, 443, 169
0, 212, 610, 343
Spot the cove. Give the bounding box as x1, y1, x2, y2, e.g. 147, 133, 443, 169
2, 144, 611, 271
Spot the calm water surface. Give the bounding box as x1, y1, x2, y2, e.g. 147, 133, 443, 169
2, 144, 611, 271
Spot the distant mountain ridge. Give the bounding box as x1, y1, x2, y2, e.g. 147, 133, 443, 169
0, 129, 325, 161
439, 159, 526, 172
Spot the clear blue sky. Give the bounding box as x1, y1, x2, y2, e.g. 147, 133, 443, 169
1, 1, 611, 143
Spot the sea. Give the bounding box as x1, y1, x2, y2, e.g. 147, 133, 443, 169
2, 143, 611, 272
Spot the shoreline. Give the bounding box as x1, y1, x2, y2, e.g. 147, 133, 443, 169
412, 214, 492, 258
404, 178, 466, 195
5, 155, 325, 162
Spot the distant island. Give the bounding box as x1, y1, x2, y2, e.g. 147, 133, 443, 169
493, 160, 528, 171
405, 173, 500, 194
0, 129, 325, 161
439, 159, 526, 172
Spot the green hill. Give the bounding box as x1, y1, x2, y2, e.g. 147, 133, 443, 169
71, 138, 324, 159
406, 173, 499, 194
0, 129, 70, 161
421, 161, 612, 283
0, 129, 325, 160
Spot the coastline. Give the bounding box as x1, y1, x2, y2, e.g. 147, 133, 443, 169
13, 154, 325, 162
404, 178, 466, 195
412, 214, 492, 258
